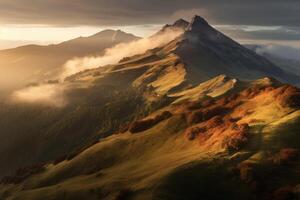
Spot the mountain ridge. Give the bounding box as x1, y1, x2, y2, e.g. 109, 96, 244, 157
0, 29, 139, 52
173, 16, 300, 85
0, 29, 140, 94
1, 15, 300, 200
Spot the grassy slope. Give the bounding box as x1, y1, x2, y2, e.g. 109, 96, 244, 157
0, 48, 187, 177
2, 77, 300, 200
0, 55, 168, 176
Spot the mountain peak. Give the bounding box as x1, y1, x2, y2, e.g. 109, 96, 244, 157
188, 15, 209, 30
161, 19, 189, 32
173, 18, 189, 29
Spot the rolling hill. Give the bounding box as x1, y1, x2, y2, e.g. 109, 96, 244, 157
1, 16, 300, 200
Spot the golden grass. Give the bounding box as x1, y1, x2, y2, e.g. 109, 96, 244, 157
2, 75, 300, 200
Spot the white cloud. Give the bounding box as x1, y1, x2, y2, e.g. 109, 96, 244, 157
255, 44, 300, 61
61, 28, 184, 79
10, 84, 66, 107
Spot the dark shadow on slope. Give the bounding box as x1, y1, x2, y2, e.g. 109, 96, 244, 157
153, 161, 253, 200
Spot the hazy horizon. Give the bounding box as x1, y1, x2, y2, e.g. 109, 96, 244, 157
2, 24, 300, 51
1, 1, 300, 49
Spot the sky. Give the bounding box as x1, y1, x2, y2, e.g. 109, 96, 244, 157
0, 0, 300, 49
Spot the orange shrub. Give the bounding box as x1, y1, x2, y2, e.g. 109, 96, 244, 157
222, 123, 250, 151
241, 87, 261, 98
118, 122, 130, 133
201, 99, 215, 107
205, 116, 223, 129
185, 126, 206, 141
202, 106, 230, 121
275, 86, 300, 107
129, 111, 172, 133
186, 110, 204, 125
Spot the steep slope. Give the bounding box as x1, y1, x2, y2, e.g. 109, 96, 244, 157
0, 30, 139, 93
174, 16, 300, 85
0, 21, 187, 176
1, 76, 300, 200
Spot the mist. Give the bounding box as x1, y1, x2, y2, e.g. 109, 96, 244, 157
255, 44, 300, 61
10, 84, 66, 107
6, 28, 184, 106
61, 28, 184, 79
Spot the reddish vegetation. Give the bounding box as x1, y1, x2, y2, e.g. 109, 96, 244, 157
182, 86, 253, 150
222, 123, 250, 151
183, 83, 275, 128
217, 93, 239, 107
248, 118, 265, 124
185, 108, 250, 152
118, 122, 131, 134
186, 110, 204, 125
181, 81, 300, 153
0, 164, 45, 184
184, 85, 263, 127
129, 111, 172, 133
201, 99, 215, 107
271, 148, 298, 165
185, 126, 207, 141
179, 82, 300, 199
185, 98, 215, 110
273, 85, 300, 107
240, 86, 265, 98
205, 116, 224, 128
186, 106, 229, 125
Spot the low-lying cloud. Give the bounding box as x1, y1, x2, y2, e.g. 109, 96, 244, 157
61, 28, 184, 79
255, 44, 300, 61
9, 27, 185, 106
10, 84, 66, 107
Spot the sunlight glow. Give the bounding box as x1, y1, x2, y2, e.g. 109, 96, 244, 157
0, 24, 162, 49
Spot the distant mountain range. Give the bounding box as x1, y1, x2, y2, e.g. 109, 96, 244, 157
1, 16, 300, 200
246, 44, 300, 77
0, 30, 139, 93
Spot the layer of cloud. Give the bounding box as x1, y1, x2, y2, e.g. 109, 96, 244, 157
0, 1, 300, 27
61, 28, 184, 78
8, 26, 184, 106
254, 44, 300, 61
10, 84, 66, 107
218, 25, 300, 41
